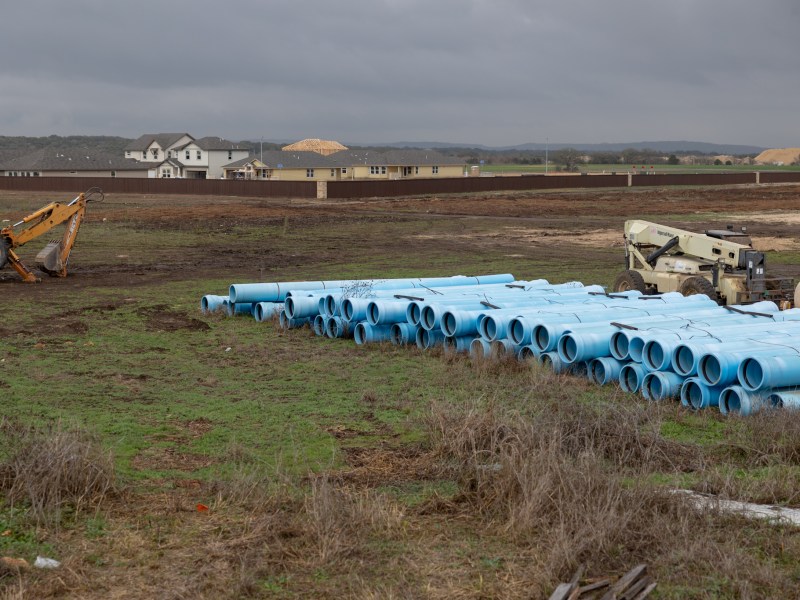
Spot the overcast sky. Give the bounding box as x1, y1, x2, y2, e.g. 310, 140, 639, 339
1, 0, 798, 147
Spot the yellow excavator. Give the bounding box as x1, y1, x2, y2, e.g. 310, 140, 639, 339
0, 187, 103, 282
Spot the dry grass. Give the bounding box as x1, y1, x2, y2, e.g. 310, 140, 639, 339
0, 418, 117, 526
423, 397, 800, 597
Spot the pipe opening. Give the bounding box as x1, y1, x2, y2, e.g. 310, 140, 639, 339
354, 323, 367, 344
610, 332, 629, 360
674, 346, 695, 376
699, 355, 722, 386
741, 359, 765, 390
644, 342, 665, 370
534, 326, 550, 352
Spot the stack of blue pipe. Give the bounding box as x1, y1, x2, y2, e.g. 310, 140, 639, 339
201, 273, 800, 416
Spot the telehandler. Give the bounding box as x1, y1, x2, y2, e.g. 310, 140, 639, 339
613, 219, 798, 307
0, 187, 103, 282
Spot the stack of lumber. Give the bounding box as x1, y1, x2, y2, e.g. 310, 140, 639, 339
549, 564, 655, 600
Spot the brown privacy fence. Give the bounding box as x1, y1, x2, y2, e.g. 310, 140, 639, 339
1, 171, 799, 199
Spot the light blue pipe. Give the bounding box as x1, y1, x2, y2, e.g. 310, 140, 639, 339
557, 329, 619, 364
390, 322, 418, 345
639, 318, 789, 371
589, 357, 625, 385
229, 274, 516, 304
284, 295, 323, 320
312, 314, 326, 336
470, 338, 492, 359
641, 371, 684, 401
540, 351, 571, 374
201, 294, 227, 313
681, 378, 727, 410
416, 328, 445, 350
341, 297, 373, 323
619, 362, 646, 393
672, 325, 800, 377
354, 322, 394, 345
517, 344, 541, 361
444, 335, 476, 354
512, 295, 718, 349
766, 390, 800, 409
226, 302, 253, 317
441, 308, 492, 337
738, 354, 800, 392
697, 346, 790, 388
719, 386, 766, 416
279, 310, 311, 330
367, 300, 411, 326
490, 339, 518, 358
254, 302, 282, 322
324, 316, 351, 338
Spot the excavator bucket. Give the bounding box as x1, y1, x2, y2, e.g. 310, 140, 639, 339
36, 241, 65, 276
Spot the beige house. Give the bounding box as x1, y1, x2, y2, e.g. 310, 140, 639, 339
223, 148, 465, 181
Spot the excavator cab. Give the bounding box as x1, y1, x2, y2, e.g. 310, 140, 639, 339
0, 187, 102, 282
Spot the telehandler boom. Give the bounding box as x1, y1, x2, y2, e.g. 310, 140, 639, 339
614, 219, 798, 307
0, 187, 103, 282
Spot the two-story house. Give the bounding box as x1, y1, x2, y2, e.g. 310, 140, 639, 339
123, 133, 248, 179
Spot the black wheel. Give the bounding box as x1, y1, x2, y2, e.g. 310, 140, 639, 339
679, 276, 718, 301
613, 270, 647, 293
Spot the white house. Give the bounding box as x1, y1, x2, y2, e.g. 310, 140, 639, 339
123, 133, 249, 179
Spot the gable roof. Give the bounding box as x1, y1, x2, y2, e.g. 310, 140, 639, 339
124, 133, 193, 152
193, 136, 247, 151
1, 147, 148, 171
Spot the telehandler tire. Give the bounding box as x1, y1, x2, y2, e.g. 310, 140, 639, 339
613, 270, 646, 293
679, 276, 717, 301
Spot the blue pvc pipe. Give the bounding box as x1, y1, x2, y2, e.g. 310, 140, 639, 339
354, 322, 394, 345
324, 316, 351, 338
279, 311, 311, 330
739, 354, 800, 392
226, 302, 253, 317
367, 300, 411, 326
470, 338, 492, 359
490, 339, 518, 358
312, 314, 325, 336
341, 297, 372, 323
589, 357, 625, 386
284, 295, 322, 320
619, 362, 646, 393
719, 386, 766, 416
254, 302, 282, 322
697, 346, 787, 388
200, 294, 227, 313
517, 344, 541, 361
416, 328, 445, 350
444, 335, 475, 354
766, 390, 800, 410
681, 378, 727, 410
641, 371, 684, 402
390, 322, 418, 345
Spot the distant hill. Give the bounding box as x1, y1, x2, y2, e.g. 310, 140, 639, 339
380, 140, 767, 155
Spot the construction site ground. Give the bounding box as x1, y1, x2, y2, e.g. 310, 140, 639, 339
2, 183, 800, 598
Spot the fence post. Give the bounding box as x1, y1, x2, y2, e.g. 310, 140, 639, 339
316, 180, 328, 199
755, 171, 760, 185
628, 173, 632, 187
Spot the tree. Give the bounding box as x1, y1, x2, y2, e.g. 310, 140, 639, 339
553, 148, 583, 172
667, 154, 680, 165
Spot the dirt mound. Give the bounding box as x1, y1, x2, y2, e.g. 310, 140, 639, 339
755, 148, 800, 165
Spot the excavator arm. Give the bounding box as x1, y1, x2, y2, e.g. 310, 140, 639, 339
0, 187, 102, 282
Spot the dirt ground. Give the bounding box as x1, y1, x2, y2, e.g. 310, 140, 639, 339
3, 183, 800, 293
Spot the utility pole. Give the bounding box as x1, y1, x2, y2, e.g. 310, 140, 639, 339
545, 138, 548, 175
260, 137, 263, 162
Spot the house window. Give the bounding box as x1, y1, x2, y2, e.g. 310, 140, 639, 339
111, 171, 116, 178
196, 151, 201, 160
151, 149, 159, 159
126, 151, 131, 157
142, 151, 147, 159
306, 169, 314, 178
185, 150, 190, 160
342, 167, 347, 174
369, 166, 379, 175
33, 172, 40, 177
330, 169, 335, 177
415, 166, 419, 175
228, 151, 233, 160
432, 166, 439, 174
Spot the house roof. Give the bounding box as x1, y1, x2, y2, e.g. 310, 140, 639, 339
327, 149, 465, 167
192, 136, 247, 151
124, 133, 193, 152
1, 147, 148, 171
282, 138, 348, 154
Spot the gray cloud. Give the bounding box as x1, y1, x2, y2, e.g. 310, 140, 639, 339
1, 0, 798, 146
